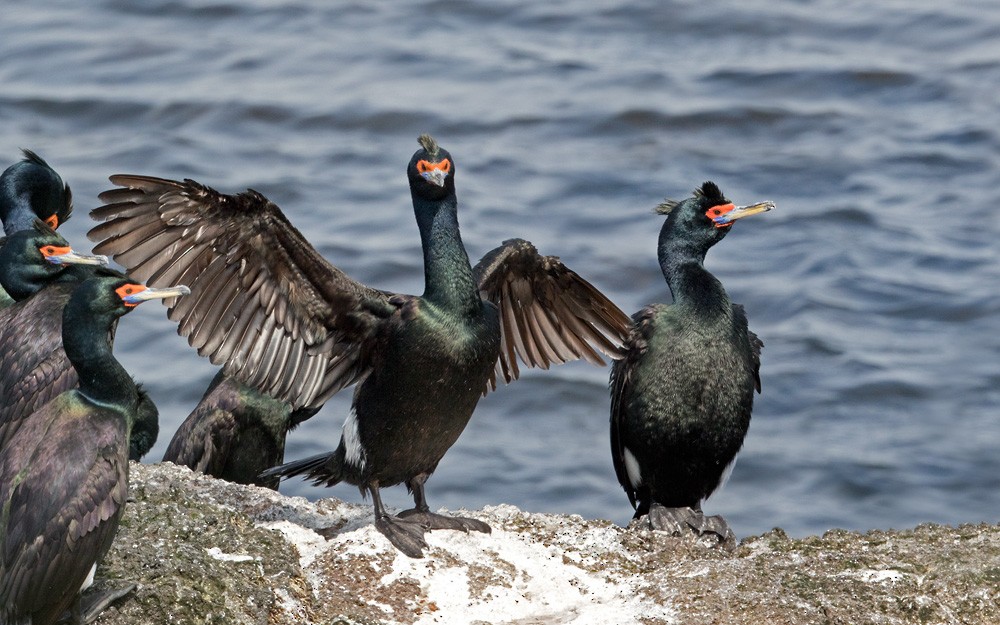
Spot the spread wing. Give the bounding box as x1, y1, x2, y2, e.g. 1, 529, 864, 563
608, 306, 657, 508
0, 398, 128, 623
89, 176, 391, 409
475, 238, 631, 391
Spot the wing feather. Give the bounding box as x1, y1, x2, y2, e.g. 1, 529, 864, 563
89, 175, 387, 409
0, 398, 127, 624
475, 238, 631, 393
608, 307, 656, 509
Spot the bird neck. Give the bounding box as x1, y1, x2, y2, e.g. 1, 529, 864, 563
658, 235, 730, 314
62, 302, 138, 416
414, 195, 480, 314
0, 194, 36, 235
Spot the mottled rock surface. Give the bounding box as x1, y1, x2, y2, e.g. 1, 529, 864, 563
89, 462, 999, 625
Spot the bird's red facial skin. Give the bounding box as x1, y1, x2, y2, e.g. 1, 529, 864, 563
39, 245, 72, 258
416, 159, 451, 174
116, 284, 147, 307
706, 203, 736, 228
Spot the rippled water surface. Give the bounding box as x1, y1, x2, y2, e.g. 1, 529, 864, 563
3, 0, 999, 537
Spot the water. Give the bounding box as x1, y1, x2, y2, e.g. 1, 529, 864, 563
3, 0, 998, 539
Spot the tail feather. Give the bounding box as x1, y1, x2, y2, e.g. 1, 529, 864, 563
259, 448, 345, 487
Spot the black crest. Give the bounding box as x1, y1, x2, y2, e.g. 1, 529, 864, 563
693, 181, 726, 204
656, 181, 727, 216
418, 134, 439, 158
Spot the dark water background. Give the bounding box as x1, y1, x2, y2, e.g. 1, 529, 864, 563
2, 0, 998, 538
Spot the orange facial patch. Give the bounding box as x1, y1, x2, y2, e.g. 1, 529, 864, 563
116, 284, 147, 307
705, 203, 736, 228
45, 215, 59, 229
416, 158, 451, 174
39, 244, 72, 258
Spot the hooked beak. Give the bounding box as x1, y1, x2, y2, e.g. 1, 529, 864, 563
123, 284, 191, 306
712, 200, 775, 227
421, 170, 448, 187
46, 249, 109, 266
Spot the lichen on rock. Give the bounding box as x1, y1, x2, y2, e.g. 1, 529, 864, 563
89, 462, 999, 625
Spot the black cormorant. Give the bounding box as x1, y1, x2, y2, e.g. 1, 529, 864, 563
0, 270, 188, 625
161, 370, 318, 489
0, 150, 73, 309
0, 221, 159, 460
609, 182, 772, 547
88, 135, 630, 557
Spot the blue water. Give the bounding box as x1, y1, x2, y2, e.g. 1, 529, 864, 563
2, 0, 998, 538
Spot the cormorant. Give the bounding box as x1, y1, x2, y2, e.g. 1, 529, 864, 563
88, 135, 630, 557
0, 221, 159, 460
0, 150, 73, 309
609, 182, 772, 547
161, 370, 318, 489
0, 270, 188, 625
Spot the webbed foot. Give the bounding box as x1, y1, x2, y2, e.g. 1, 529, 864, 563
638, 504, 736, 550
398, 509, 492, 534
375, 515, 429, 558
60, 583, 137, 625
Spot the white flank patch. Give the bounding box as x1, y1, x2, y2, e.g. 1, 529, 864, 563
80, 563, 97, 592
712, 453, 739, 497
623, 447, 643, 489
342, 408, 366, 471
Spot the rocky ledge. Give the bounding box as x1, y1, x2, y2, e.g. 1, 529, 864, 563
89, 462, 998, 625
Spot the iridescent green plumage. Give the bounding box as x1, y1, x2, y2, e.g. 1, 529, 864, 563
0, 150, 73, 310
90, 136, 631, 558
611, 182, 771, 546
0, 223, 157, 460
0, 271, 188, 625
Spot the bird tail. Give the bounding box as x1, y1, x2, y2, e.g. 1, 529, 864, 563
259, 448, 345, 487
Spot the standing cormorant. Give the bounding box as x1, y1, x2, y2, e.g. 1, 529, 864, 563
0, 222, 159, 460
0, 270, 188, 625
88, 135, 630, 557
160, 370, 318, 489
609, 182, 772, 547
0, 150, 73, 309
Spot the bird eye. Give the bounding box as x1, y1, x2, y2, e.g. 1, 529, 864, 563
116, 284, 146, 305
438, 159, 451, 173
42, 246, 55, 256
45, 215, 59, 229
416, 160, 430, 174
705, 203, 735, 220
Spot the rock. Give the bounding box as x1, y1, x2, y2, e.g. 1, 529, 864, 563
89, 462, 999, 625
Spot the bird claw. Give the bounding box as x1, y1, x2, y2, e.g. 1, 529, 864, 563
639, 504, 737, 551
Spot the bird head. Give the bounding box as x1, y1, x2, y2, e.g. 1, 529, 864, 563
657, 181, 773, 250
407, 134, 455, 199
0, 220, 107, 300
0, 149, 73, 235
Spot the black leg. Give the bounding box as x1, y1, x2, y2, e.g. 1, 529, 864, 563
397, 473, 491, 535
407, 472, 431, 513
